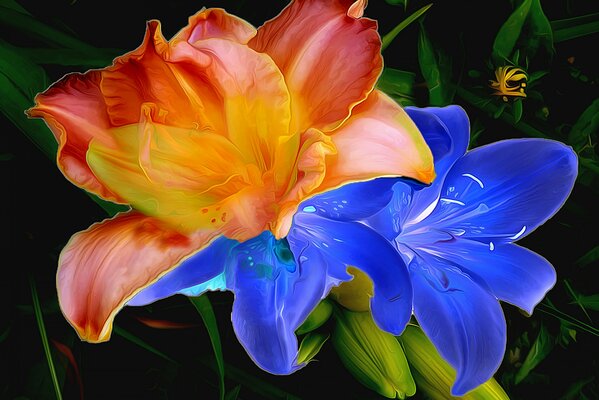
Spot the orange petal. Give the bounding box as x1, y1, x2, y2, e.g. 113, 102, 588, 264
322, 91, 435, 189
86, 105, 254, 233
249, 0, 382, 133
167, 38, 292, 172
172, 8, 257, 44
57, 211, 218, 342
100, 20, 226, 132
273, 129, 337, 238
26, 72, 125, 203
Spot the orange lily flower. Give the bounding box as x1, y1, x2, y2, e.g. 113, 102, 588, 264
27, 0, 434, 343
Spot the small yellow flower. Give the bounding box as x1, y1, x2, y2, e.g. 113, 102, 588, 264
490, 66, 528, 102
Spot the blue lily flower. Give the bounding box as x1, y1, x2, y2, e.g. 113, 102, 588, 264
365, 106, 578, 395
129, 177, 411, 374
129, 105, 577, 395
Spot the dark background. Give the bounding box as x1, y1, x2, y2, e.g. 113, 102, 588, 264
3, 0, 598, 399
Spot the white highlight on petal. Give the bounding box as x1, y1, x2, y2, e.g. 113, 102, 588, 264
440, 198, 465, 206
462, 173, 484, 188
508, 226, 527, 240
489, 242, 495, 251
406, 196, 439, 227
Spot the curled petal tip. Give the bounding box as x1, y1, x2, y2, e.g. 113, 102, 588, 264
347, 0, 368, 18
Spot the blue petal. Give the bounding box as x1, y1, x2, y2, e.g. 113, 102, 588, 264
402, 106, 470, 222
420, 239, 556, 314
298, 178, 397, 221
292, 213, 412, 335
410, 252, 506, 396
127, 236, 234, 306
421, 139, 577, 244
229, 231, 327, 374
366, 106, 470, 238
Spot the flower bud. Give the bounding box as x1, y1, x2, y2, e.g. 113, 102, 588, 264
333, 309, 415, 398
296, 299, 333, 335
297, 332, 330, 365
399, 325, 509, 400
330, 267, 373, 312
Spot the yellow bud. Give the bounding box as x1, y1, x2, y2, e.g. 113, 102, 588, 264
330, 267, 373, 312
400, 325, 510, 400
333, 310, 416, 398
297, 332, 329, 365
296, 299, 333, 335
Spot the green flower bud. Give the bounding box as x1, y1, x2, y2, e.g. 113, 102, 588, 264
296, 299, 333, 335
297, 332, 329, 365
333, 309, 416, 399
399, 325, 510, 400
330, 267, 373, 312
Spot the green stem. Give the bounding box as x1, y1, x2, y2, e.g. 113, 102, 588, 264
29, 274, 63, 400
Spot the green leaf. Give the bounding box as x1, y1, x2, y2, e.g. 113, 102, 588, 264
564, 280, 593, 322
385, 0, 408, 8
29, 274, 63, 400
418, 21, 453, 106
527, 0, 555, 57
190, 295, 225, 400
572, 294, 599, 312
537, 301, 599, 337
0, 0, 30, 14
560, 377, 596, 400
455, 86, 549, 138
18, 47, 120, 68
567, 98, 599, 151
333, 310, 415, 399
296, 299, 333, 335
551, 13, 599, 42
512, 98, 524, 123
492, 0, 532, 64
297, 332, 329, 365
0, 325, 11, 343
515, 323, 555, 384
225, 385, 242, 400
113, 325, 179, 365
381, 3, 432, 51
376, 68, 417, 106
0, 6, 116, 59
576, 245, 599, 267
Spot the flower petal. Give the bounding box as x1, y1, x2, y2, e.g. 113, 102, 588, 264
423, 139, 578, 244
58, 212, 218, 342
100, 20, 223, 129
410, 252, 506, 396
298, 178, 398, 221
420, 240, 556, 314
291, 213, 413, 335
249, 0, 383, 132
127, 236, 236, 306
365, 105, 469, 239
228, 232, 327, 374
86, 107, 262, 234
172, 8, 256, 44
318, 91, 435, 194
27, 71, 124, 203
167, 37, 292, 172
401, 106, 470, 225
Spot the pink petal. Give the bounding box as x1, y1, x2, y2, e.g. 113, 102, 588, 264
320, 90, 435, 192
172, 8, 257, 44
57, 211, 218, 342
249, 0, 382, 133
26, 71, 124, 203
